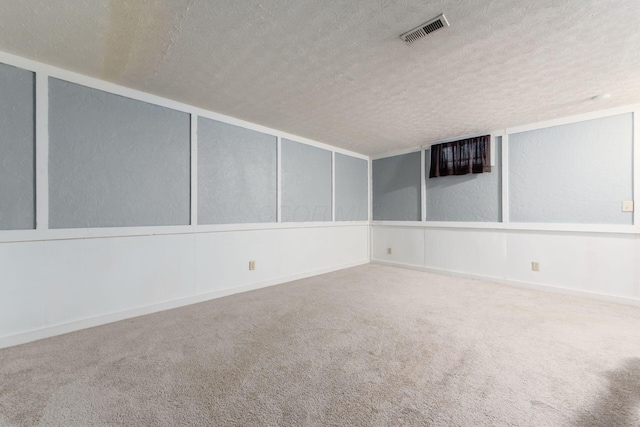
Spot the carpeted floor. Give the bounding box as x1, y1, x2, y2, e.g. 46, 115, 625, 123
1, 264, 640, 426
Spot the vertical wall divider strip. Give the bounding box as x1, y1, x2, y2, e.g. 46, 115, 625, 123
501, 132, 510, 223
420, 149, 426, 222
368, 157, 372, 261
421, 149, 427, 266
35, 72, 49, 230
190, 114, 198, 226
332, 151, 336, 222
277, 136, 282, 223
633, 110, 639, 230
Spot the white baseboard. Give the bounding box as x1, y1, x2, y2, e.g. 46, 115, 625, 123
372, 260, 640, 308
0, 260, 368, 350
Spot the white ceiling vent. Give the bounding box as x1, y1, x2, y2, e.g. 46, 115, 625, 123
400, 13, 449, 44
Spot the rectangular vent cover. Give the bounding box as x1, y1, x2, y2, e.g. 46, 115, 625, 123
400, 13, 449, 44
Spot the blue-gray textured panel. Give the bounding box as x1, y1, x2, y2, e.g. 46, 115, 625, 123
49, 78, 191, 228
425, 138, 502, 222
335, 153, 368, 221
0, 63, 35, 230
509, 114, 633, 224
372, 152, 421, 221
281, 139, 332, 222
198, 118, 277, 224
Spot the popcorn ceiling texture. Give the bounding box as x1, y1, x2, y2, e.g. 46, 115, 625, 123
0, 0, 638, 155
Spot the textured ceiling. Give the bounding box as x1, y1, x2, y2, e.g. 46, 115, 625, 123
0, 0, 639, 155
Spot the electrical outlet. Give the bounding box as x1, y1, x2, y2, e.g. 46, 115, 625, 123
531, 261, 540, 272
249, 260, 255, 271
387, 248, 392, 255
622, 201, 634, 212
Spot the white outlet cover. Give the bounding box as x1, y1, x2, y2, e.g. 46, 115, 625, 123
622, 201, 634, 212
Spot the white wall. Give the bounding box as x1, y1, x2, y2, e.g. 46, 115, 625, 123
373, 225, 639, 305
1, 225, 369, 349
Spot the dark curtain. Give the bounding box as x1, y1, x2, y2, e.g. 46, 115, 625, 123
429, 135, 491, 178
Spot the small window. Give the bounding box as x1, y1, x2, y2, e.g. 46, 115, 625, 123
429, 135, 491, 178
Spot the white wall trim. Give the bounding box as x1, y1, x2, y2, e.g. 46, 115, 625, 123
371, 105, 639, 163
190, 114, 198, 226
0, 50, 368, 165
633, 110, 639, 229
420, 149, 426, 222
368, 157, 373, 261
372, 260, 640, 308
0, 221, 370, 244
506, 104, 640, 135
371, 148, 423, 161
0, 49, 371, 240
501, 132, 509, 223
332, 151, 336, 222
368, 157, 372, 223
277, 136, 282, 223
35, 72, 49, 230
372, 131, 503, 161
429, 130, 496, 146
195, 108, 367, 160
0, 259, 369, 350
489, 131, 504, 167
371, 221, 638, 235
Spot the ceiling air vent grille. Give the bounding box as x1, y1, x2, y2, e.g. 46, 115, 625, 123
400, 13, 449, 44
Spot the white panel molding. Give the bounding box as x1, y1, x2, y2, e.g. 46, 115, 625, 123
368, 157, 372, 261
368, 157, 372, 223
372, 130, 501, 161
0, 50, 370, 241
501, 132, 509, 223
195, 108, 367, 160
0, 50, 368, 164
0, 221, 370, 244
634, 110, 639, 229
506, 104, 640, 135
372, 221, 637, 235
489, 131, 503, 167
371, 105, 639, 163
371, 148, 424, 161
0, 259, 368, 350
372, 260, 640, 308
420, 149, 426, 222
277, 136, 282, 223
372, 105, 638, 231
332, 151, 336, 222
190, 114, 198, 226
35, 72, 48, 230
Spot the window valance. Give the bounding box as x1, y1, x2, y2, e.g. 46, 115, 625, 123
429, 135, 491, 178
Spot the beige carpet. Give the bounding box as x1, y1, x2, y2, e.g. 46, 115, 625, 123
1, 264, 640, 426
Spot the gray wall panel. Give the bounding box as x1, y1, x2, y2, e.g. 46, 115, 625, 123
0, 63, 35, 230
49, 78, 191, 228
281, 139, 332, 222
335, 153, 368, 221
509, 114, 632, 224
372, 152, 421, 221
425, 138, 501, 222
198, 118, 277, 224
